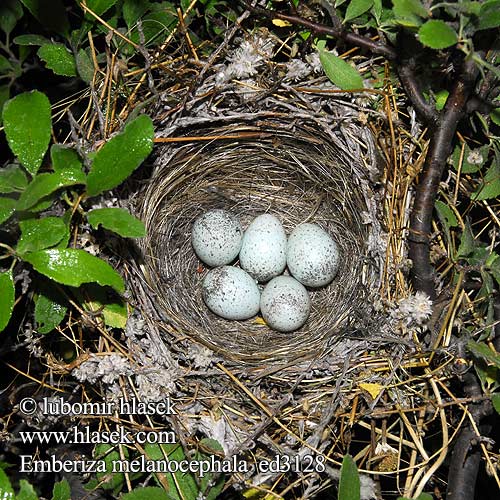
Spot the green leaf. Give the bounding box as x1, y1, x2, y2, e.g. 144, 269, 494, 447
17, 168, 85, 211
418, 20, 458, 49
0, 271, 15, 333
456, 221, 475, 259
196, 439, 225, 500
451, 144, 488, 174
94, 443, 125, 492
344, 0, 374, 22
0, 197, 16, 225
121, 487, 169, 500
491, 108, 500, 126
435, 89, 449, 111
35, 285, 67, 334
0, 85, 9, 124
492, 394, 500, 415
87, 115, 154, 197
0, 0, 23, 36
144, 443, 198, 500
13, 34, 50, 45
80, 0, 118, 17
2, 90, 52, 175
37, 44, 77, 77
472, 162, 500, 201
319, 51, 364, 90
88, 208, 146, 238
23, 249, 125, 293
435, 200, 458, 229
478, 0, 500, 30
0, 164, 28, 193
76, 48, 94, 83
0, 55, 13, 72
392, 0, 428, 27
397, 494, 433, 500
50, 145, 82, 173
52, 479, 70, 500
19, 0, 70, 37
17, 479, 39, 500
468, 340, 500, 368
0, 468, 14, 500
488, 252, 500, 286
122, 0, 151, 28
79, 284, 128, 329
17, 216, 67, 254
338, 455, 360, 500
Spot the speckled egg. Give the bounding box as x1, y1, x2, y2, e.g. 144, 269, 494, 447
287, 223, 340, 287
260, 276, 311, 332
191, 209, 243, 267
202, 266, 260, 320
239, 214, 287, 282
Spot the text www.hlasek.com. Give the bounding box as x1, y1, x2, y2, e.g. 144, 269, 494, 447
20, 426, 175, 445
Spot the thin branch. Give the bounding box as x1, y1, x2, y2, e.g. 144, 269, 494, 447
241, 1, 397, 60
408, 57, 479, 298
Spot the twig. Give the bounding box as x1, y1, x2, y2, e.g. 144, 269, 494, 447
240, 1, 397, 60
408, 57, 479, 298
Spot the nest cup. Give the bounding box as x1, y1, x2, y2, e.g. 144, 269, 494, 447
137, 121, 376, 365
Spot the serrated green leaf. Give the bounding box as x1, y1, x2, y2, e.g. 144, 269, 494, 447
50, 145, 82, 173
468, 340, 500, 368
488, 253, 500, 286
452, 144, 488, 174
0, 0, 23, 36
392, 0, 427, 27
17, 479, 39, 500
0, 164, 28, 193
17, 168, 86, 211
319, 51, 364, 90
94, 444, 125, 491
122, 0, 151, 28
478, 0, 500, 30
456, 221, 475, 259
88, 208, 146, 238
435, 200, 458, 229
492, 394, 500, 415
344, 0, 374, 22
35, 285, 67, 334
79, 0, 118, 17
472, 162, 500, 201
490, 107, 500, 127
418, 20, 458, 49
0, 271, 15, 333
13, 34, 50, 45
0, 197, 16, 225
87, 115, 154, 197
37, 44, 76, 77
121, 487, 169, 500
76, 48, 94, 83
2, 90, 51, 175
52, 479, 70, 500
20, 0, 70, 37
144, 443, 198, 500
339, 454, 360, 500
17, 216, 67, 254
23, 249, 125, 293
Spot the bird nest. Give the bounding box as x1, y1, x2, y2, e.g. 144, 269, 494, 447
135, 119, 380, 366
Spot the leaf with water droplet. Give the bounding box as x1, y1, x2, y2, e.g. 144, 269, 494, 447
0, 270, 15, 332
17, 216, 67, 254
87, 207, 146, 238
23, 248, 125, 293
2, 90, 52, 175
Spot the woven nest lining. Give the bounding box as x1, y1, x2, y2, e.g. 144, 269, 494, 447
137, 120, 378, 364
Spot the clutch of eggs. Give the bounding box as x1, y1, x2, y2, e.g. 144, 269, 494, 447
192, 209, 340, 332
